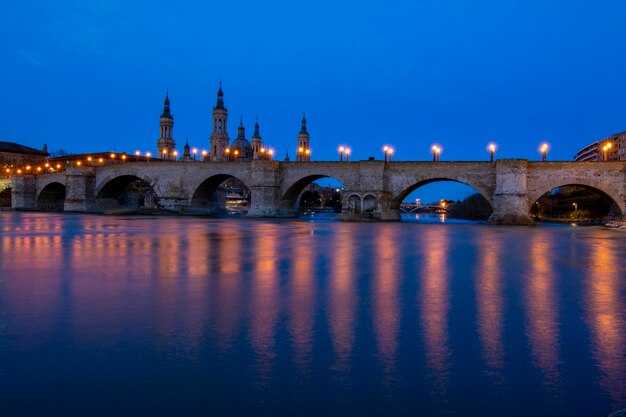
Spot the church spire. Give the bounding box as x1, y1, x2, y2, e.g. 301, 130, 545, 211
237, 116, 245, 139
252, 117, 261, 139
161, 89, 172, 118
215, 81, 225, 110
299, 113, 308, 135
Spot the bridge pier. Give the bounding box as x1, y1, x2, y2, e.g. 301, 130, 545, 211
64, 167, 97, 212
488, 159, 534, 225
246, 160, 285, 217
373, 191, 401, 221
11, 175, 37, 210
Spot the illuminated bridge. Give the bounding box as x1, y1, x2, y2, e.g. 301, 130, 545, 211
9, 159, 626, 224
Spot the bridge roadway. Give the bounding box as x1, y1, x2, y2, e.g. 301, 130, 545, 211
10, 159, 626, 224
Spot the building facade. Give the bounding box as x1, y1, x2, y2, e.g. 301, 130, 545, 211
574, 131, 625, 161
1, 141, 49, 178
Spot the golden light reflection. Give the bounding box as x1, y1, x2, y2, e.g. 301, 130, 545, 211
289, 228, 316, 371
249, 222, 280, 379
524, 233, 561, 390
329, 225, 356, 372
419, 226, 451, 390
374, 225, 399, 374
585, 239, 626, 405
475, 233, 505, 372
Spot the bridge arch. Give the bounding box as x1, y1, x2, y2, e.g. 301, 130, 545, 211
190, 174, 251, 214
37, 182, 66, 211
96, 175, 158, 213
0, 187, 12, 208
280, 174, 349, 215
392, 178, 495, 208
530, 182, 624, 218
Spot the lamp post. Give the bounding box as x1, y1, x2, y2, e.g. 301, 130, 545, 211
192, 148, 198, 161
602, 142, 612, 161
338, 146, 345, 161
540, 143, 549, 161
488, 143, 496, 162
201, 150, 207, 161
305, 149, 310, 161
225, 148, 231, 161
345, 148, 351, 162
573, 202, 577, 212
173, 150, 178, 161
383, 146, 393, 162
432, 145, 441, 162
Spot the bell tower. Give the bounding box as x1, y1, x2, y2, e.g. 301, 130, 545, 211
251, 118, 262, 159
157, 90, 175, 160
296, 114, 310, 161
209, 82, 229, 161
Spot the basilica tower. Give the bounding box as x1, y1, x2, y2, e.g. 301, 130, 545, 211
157, 90, 175, 160
296, 114, 310, 161
251, 119, 262, 159
209, 83, 230, 161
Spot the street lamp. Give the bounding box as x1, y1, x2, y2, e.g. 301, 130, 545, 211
383, 146, 393, 162
201, 150, 207, 161
345, 148, 351, 162
488, 143, 496, 162
602, 142, 613, 161
305, 149, 311, 161
338, 146, 345, 161
540, 143, 549, 161
432, 145, 441, 162
573, 202, 577, 211
192, 148, 198, 160
173, 150, 178, 160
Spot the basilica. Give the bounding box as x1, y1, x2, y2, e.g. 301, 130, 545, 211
156, 84, 311, 162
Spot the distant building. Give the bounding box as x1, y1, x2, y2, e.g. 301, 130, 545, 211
1, 141, 49, 178
154, 83, 308, 162
574, 131, 625, 161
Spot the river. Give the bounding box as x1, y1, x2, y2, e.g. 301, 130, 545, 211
1, 212, 625, 416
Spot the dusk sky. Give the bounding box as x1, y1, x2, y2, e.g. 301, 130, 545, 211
3, 0, 626, 200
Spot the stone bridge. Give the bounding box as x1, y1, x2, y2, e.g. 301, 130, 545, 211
9, 159, 626, 224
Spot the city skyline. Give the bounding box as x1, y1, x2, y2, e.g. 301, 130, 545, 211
2, 1, 626, 163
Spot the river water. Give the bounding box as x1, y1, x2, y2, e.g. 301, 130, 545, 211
1, 212, 625, 416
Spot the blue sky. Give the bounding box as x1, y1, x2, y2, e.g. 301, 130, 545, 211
2, 0, 626, 201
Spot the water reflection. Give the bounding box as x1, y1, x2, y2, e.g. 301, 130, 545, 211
524, 232, 561, 390
249, 222, 280, 380
474, 232, 505, 373
329, 226, 356, 372
1, 213, 626, 416
585, 238, 626, 405
419, 226, 451, 389
289, 225, 316, 371
373, 226, 400, 375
